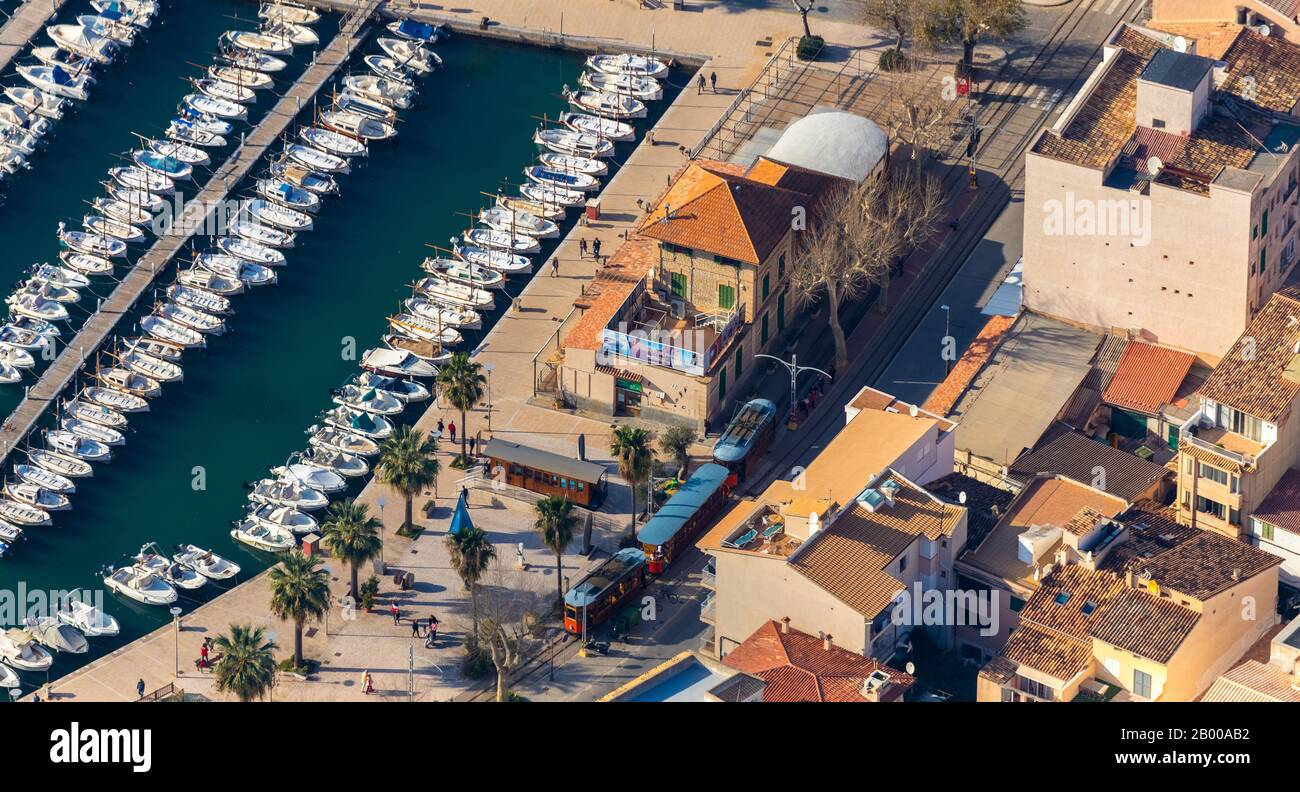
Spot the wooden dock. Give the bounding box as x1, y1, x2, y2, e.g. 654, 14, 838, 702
0, 0, 383, 463
0, 0, 69, 74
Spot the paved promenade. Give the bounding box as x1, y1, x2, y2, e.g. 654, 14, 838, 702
0, 0, 68, 75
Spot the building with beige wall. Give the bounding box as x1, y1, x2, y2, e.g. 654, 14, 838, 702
1023, 22, 1300, 359
1153, 0, 1300, 40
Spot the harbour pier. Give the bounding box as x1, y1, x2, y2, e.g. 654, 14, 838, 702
0, 0, 384, 463
0, 0, 70, 75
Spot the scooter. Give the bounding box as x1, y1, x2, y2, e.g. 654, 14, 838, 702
584, 639, 610, 656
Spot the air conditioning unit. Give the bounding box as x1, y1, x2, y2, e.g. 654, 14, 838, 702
670, 300, 686, 320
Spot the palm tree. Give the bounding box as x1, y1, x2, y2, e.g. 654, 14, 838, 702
446, 523, 496, 637
534, 495, 577, 605
437, 352, 486, 465
610, 426, 654, 524
213, 623, 278, 702
657, 425, 697, 479
321, 499, 383, 600
376, 426, 440, 533
268, 549, 330, 671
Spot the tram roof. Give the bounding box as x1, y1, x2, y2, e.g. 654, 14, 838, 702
712, 398, 777, 463
564, 548, 647, 608
637, 463, 730, 547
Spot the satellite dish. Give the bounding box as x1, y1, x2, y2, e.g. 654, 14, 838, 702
1257, 23, 1271, 37
1147, 156, 1164, 176
1173, 35, 1188, 53
908, 404, 919, 418
959, 491, 968, 505
905, 661, 916, 675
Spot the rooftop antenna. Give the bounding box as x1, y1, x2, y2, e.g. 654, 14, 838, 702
1173, 35, 1188, 53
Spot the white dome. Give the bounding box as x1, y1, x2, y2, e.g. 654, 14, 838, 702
764, 110, 887, 183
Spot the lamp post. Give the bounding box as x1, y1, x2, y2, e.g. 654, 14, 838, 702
8, 689, 21, 703
170, 606, 183, 678
755, 353, 832, 430
484, 362, 495, 433
377, 497, 388, 567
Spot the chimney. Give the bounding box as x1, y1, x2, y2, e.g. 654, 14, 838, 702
1125, 568, 1135, 588
1232, 568, 1242, 581
781, 617, 791, 634
823, 633, 833, 651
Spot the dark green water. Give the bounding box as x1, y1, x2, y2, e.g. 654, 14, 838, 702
0, 1, 680, 689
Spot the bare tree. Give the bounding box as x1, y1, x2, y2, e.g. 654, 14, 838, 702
885, 69, 961, 162
864, 0, 917, 55
470, 563, 547, 702
790, 170, 947, 368
792, 0, 815, 38
917, 0, 1027, 76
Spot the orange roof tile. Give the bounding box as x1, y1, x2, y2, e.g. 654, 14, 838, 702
922, 314, 1017, 417
561, 236, 658, 352
1101, 341, 1196, 415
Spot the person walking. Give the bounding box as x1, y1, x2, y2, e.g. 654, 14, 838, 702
579, 237, 588, 257
592, 237, 601, 260
199, 641, 209, 669
710, 71, 717, 92
136, 678, 145, 699
390, 600, 400, 625
468, 436, 477, 457
411, 618, 422, 638
361, 670, 373, 695
436, 418, 445, 437
448, 421, 457, 444
551, 257, 559, 277
697, 73, 705, 94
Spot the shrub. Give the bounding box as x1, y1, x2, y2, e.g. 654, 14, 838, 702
879, 48, 909, 72
358, 574, 380, 611
796, 35, 824, 62
461, 642, 494, 679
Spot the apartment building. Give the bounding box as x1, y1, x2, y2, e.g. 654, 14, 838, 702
1023, 22, 1300, 358
1153, 0, 1300, 40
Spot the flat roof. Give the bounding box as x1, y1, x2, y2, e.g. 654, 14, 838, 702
481, 438, 607, 483
1139, 48, 1212, 92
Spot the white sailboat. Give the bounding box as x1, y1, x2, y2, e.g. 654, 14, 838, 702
560, 110, 636, 141
14, 463, 75, 495
81, 384, 149, 413
301, 125, 368, 157
28, 447, 94, 478
534, 126, 615, 158
341, 74, 415, 109
580, 70, 662, 101
216, 235, 287, 265
321, 109, 397, 141
586, 53, 669, 79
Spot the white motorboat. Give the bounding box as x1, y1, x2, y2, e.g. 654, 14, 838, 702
0, 144, 28, 175
28, 447, 94, 478
422, 256, 504, 291
0, 344, 34, 370
559, 110, 636, 141
307, 424, 381, 459
183, 92, 247, 121
285, 143, 349, 174
580, 70, 662, 101
256, 178, 320, 213
178, 106, 235, 135
17, 64, 92, 101
412, 276, 494, 310
58, 250, 114, 276
382, 334, 452, 367
149, 138, 210, 166
93, 197, 153, 227
177, 267, 244, 296
360, 347, 436, 379
334, 92, 398, 125
65, 398, 127, 428
533, 126, 614, 158
261, 19, 318, 47
567, 89, 647, 119
454, 243, 533, 275
299, 446, 369, 478
46, 25, 117, 65
520, 181, 588, 208
0, 498, 51, 527
106, 184, 166, 212
248, 478, 328, 511
85, 213, 147, 243
269, 159, 338, 195
199, 251, 278, 285
392, 306, 466, 344
3, 480, 69, 511
30, 263, 89, 290
24, 616, 88, 654
195, 77, 256, 105
103, 564, 177, 606
377, 37, 440, 73
46, 430, 111, 462
231, 218, 295, 248
140, 314, 205, 349
156, 302, 226, 335
538, 151, 608, 177
91, 0, 156, 28
496, 194, 567, 222
77, 15, 136, 45
322, 109, 396, 141
300, 125, 367, 157
30, 46, 97, 76
4, 87, 65, 121
342, 74, 415, 109
352, 370, 430, 404
0, 323, 53, 351
0, 662, 16, 688
166, 283, 231, 316
132, 149, 193, 180
173, 544, 241, 580
331, 383, 403, 416
247, 198, 313, 231
226, 30, 294, 55
322, 406, 394, 440
387, 18, 442, 43
221, 47, 287, 73
167, 119, 227, 148
134, 548, 207, 590
208, 65, 273, 91
364, 55, 416, 86
116, 341, 185, 381
96, 365, 161, 397
82, 385, 148, 413
215, 235, 287, 265
465, 225, 543, 254
273, 462, 346, 494
14, 463, 75, 495
7, 292, 69, 322
110, 165, 174, 195
586, 53, 669, 79
0, 628, 54, 671
231, 519, 295, 552
58, 597, 119, 637
17, 277, 79, 305
259, 2, 321, 26
60, 414, 125, 447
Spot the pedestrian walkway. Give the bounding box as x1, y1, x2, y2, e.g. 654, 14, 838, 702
0, 0, 68, 75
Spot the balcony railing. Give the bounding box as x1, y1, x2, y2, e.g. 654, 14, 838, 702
600, 304, 743, 377
1179, 410, 1262, 469
700, 593, 715, 624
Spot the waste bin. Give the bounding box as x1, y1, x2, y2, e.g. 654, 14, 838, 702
585, 197, 601, 222
301, 533, 321, 557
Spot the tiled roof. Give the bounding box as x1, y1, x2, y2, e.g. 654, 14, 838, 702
1008, 431, 1169, 503
1002, 623, 1094, 683
1032, 48, 1147, 168
1140, 530, 1282, 600
1252, 466, 1300, 536
1089, 589, 1200, 664
1217, 28, 1300, 113
1198, 287, 1300, 423
1146, 21, 1245, 61
1102, 341, 1196, 415
1153, 113, 1258, 194
744, 156, 846, 198
1098, 503, 1201, 574
1080, 334, 1130, 393
722, 620, 915, 702
1201, 660, 1300, 702
921, 314, 1016, 416
1020, 563, 1125, 640
637, 161, 810, 265
978, 655, 1018, 685
562, 236, 657, 352
925, 472, 1015, 547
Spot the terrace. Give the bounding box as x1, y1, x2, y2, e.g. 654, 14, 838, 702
1179, 405, 1270, 470
599, 272, 744, 377
718, 502, 804, 557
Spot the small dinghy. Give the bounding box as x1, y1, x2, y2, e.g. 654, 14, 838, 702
46, 430, 111, 462
364, 55, 416, 85
58, 597, 119, 637
103, 564, 177, 606
220, 46, 287, 74
521, 181, 588, 208
183, 92, 247, 121
110, 165, 175, 195
0, 498, 51, 527
387, 18, 442, 43
300, 125, 367, 157
60, 415, 125, 447
247, 198, 313, 231
256, 178, 320, 213
249, 478, 328, 511
134, 548, 206, 590
377, 37, 440, 73
331, 383, 403, 416
93, 197, 153, 227
96, 366, 161, 398
455, 243, 534, 275
18, 64, 92, 101
167, 283, 231, 316
423, 256, 504, 291
24, 616, 88, 654
323, 406, 394, 440
231, 519, 295, 552
261, 19, 318, 47
231, 218, 296, 248
342, 74, 415, 109
352, 370, 430, 403
46, 25, 116, 65
587, 53, 669, 79
465, 226, 542, 254
567, 89, 647, 119
59, 250, 114, 276
107, 184, 165, 213
177, 266, 244, 296
167, 119, 227, 148
173, 544, 241, 580
308, 423, 381, 457
580, 70, 662, 101
149, 138, 210, 166
4, 480, 70, 511
273, 463, 347, 494
197, 254, 276, 286
269, 159, 338, 194
0, 628, 54, 671
195, 77, 256, 105
359, 347, 436, 379
65, 398, 128, 428
85, 213, 146, 243
15, 463, 75, 495
534, 126, 614, 158
413, 276, 495, 310
208, 65, 273, 91
477, 205, 560, 239
28, 447, 93, 478
322, 109, 397, 141
286, 143, 349, 174
214, 236, 286, 266
132, 149, 193, 180
140, 314, 205, 349
300, 446, 369, 477
560, 110, 635, 141
259, 2, 321, 26
82, 385, 148, 413
156, 302, 225, 335
226, 30, 294, 55
4, 86, 66, 121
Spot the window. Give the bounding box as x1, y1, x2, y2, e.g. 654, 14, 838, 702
1255, 518, 1275, 541
718, 367, 727, 400
1261, 247, 1268, 274
1017, 675, 1055, 701
670, 271, 687, 298
1103, 657, 1121, 678
1152, 118, 1166, 129
1263, 209, 1270, 235
1217, 404, 1263, 442
760, 313, 769, 346
762, 273, 770, 301
1010, 596, 1026, 613
777, 293, 786, 331
778, 254, 786, 280
898, 555, 908, 573
1197, 462, 1228, 486
1196, 495, 1227, 520
1133, 668, 1153, 699
717, 283, 735, 310
734, 346, 743, 377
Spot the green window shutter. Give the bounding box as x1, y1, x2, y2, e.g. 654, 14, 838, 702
717, 284, 735, 310
777, 293, 786, 331
670, 272, 687, 297
735, 346, 743, 377
1261, 248, 1267, 274
762, 274, 770, 301
761, 314, 769, 345
778, 254, 786, 280
719, 367, 727, 400
1263, 209, 1269, 235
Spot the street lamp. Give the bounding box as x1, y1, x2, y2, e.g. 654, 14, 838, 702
755, 353, 832, 430
8, 688, 21, 703
377, 497, 388, 567
170, 606, 183, 678
483, 362, 495, 433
